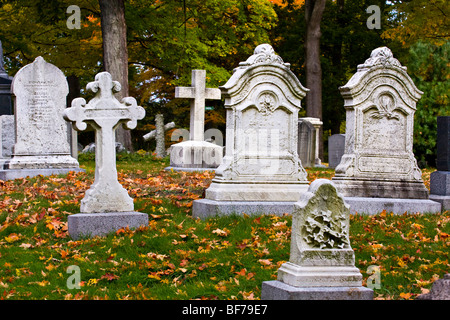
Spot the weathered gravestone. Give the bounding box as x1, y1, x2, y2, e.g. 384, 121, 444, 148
193, 44, 309, 218
167, 70, 223, 171
0, 41, 13, 116
331, 47, 441, 214
0, 56, 82, 180
298, 117, 323, 168
328, 134, 345, 169
0, 115, 14, 169
429, 116, 450, 211
261, 179, 373, 300
416, 274, 450, 300
64, 71, 148, 239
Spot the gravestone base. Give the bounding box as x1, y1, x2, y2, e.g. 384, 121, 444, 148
168, 140, 223, 171
343, 197, 441, 215
0, 167, 84, 180
192, 199, 298, 219
429, 195, 450, 211
332, 178, 429, 199
261, 281, 373, 300
68, 212, 149, 240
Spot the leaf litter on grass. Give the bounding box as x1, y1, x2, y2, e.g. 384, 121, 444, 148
0, 156, 448, 300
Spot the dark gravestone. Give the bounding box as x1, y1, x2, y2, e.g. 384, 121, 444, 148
328, 134, 345, 169
0, 41, 13, 116
436, 116, 450, 171
430, 116, 450, 211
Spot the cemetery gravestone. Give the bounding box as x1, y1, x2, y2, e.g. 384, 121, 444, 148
155, 113, 167, 158
0, 56, 83, 180
328, 134, 345, 169
298, 117, 323, 167
262, 179, 373, 300
331, 47, 440, 214
0, 115, 14, 169
193, 44, 309, 218
64, 71, 148, 239
429, 116, 450, 211
167, 70, 223, 171
0, 41, 13, 116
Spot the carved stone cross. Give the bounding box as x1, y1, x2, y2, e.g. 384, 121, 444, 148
175, 70, 221, 141
64, 72, 145, 213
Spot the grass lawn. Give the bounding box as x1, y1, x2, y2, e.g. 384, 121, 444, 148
0, 153, 448, 300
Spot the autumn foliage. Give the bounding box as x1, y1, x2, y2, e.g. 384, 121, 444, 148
0, 155, 448, 300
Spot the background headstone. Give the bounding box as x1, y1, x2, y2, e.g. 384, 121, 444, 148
262, 179, 373, 300
328, 134, 345, 169
298, 117, 323, 167
193, 44, 309, 218
0, 115, 14, 168
0, 57, 82, 180
0, 41, 13, 116
331, 47, 440, 214
429, 116, 450, 211
64, 71, 147, 239
297, 118, 314, 167
167, 70, 223, 171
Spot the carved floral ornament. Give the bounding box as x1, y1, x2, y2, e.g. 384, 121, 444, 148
257, 92, 278, 116
239, 44, 289, 68
370, 93, 401, 121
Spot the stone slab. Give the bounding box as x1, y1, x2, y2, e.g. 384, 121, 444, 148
261, 281, 373, 300
430, 171, 450, 196
68, 212, 149, 240
343, 197, 442, 215
436, 116, 450, 171
192, 198, 296, 219
429, 194, 450, 212
0, 167, 85, 181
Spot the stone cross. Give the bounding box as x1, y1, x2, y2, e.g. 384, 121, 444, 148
64, 72, 145, 213
175, 70, 221, 141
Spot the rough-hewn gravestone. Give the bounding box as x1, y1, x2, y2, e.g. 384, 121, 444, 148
167, 70, 223, 171
0, 56, 82, 180
416, 274, 450, 300
429, 116, 450, 211
331, 47, 440, 214
298, 117, 323, 168
193, 44, 309, 218
64, 71, 147, 239
262, 179, 373, 300
328, 134, 345, 169
0, 41, 13, 116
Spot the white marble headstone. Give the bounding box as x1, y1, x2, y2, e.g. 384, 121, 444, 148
332, 47, 428, 199
8, 56, 79, 169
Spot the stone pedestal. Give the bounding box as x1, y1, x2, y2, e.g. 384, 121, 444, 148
331, 47, 440, 214
192, 44, 309, 218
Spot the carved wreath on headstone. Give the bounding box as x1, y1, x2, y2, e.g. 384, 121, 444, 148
302, 208, 350, 249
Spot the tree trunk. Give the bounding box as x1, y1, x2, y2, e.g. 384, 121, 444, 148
99, 0, 133, 151
305, 0, 326, 158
